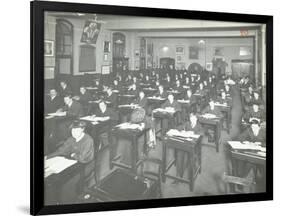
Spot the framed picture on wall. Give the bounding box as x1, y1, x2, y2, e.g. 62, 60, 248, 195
189, 46, 199, 59
31, 1, 273, 215
176, 46, 184, 54
44, 40, 54, 57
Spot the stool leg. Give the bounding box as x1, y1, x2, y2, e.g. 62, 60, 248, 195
189, 152, 195, 192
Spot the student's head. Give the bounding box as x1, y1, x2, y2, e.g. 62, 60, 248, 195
80, 86, 86, 94
199, 82, 204, 89
133, 76, 137, 82
139, 91, 145, 99
64, 94, 73, 105
95, 80, 100, 85
99, 101, 107, 111
132, 84, 136, 90
185, 77, 190, 83
159, 85, 164, 92
248, 86, 253, 93
250, 119, 260, 131
176, 80, 180, 86
253, 91, 259, 99
209, 99, 215, 109
168, 94, 174, 103
156, 80, 160, 86
145, 75, 149, 80
225, 84, 230, 91
60, 81, 67, 88
203, 80, 208, 86
50, 89, 57, 97
113, 79, 118, 85
221, 91, 226, 99
190, 112, 198, 124
187, 89, 192, 97
253, 103, 259, 112
107, 87, 112, 95
70, 120, 86, 140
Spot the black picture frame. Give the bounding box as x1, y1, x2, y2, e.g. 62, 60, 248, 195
31, 1, 273, 215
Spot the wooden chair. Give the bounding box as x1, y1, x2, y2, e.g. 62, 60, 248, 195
222, 172, 255, 194
136, 156, 163, 198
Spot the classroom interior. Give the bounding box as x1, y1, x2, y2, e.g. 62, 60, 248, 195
44, 12, 267, 205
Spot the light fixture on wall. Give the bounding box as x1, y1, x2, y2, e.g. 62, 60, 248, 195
162, 46, 169, 52
198, 39, 205, 45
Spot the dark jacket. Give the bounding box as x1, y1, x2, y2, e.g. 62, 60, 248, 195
161, 100, 181, 112
45, 95, 62, 113
238, 127, 266, 145
63, 100, 84, 117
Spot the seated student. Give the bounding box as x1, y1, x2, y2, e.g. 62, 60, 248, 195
45, 89, 62, 113
94, 101, 118, 148
238, 119, 266, 145
125, 74, 133, 84
58, 81, 72, 97
143, 75, 152, 84
173, 80, 184, 93
196, 82, 207, 95
240, 76, 251, 90
105, 87, 118, 109
94, 100, 118, 121
224, 84, 232, 98
134, 91, 148, 110
243, 103, 265, 124
78, 86, 92, 106
183, 76, 191, 88
132, 76, 140, 87
127, 83, 138, 96
112, 79, 121, 92
202, 99, 223, 117
47, 120, 94, 163
161, 94, 181, 112
154, 85, 168, 98
182, 89, 196, 104
174, 112, 203, 183
139, 72, 144, 81
243, 85, 254, 107
59, 94, 84, 117
251, 90, 265, 108
217, 91, 232, 106
162, 75, 172, 90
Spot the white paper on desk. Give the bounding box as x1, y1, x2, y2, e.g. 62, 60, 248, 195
148, 96, 165, 100
118, 104, 137, 108
44, 156, 77, 177
214, 103, 228, 107
201, 113, 217, 119
48, 112, 66, 117
94, 116, 110, 122
153, 108, 175, 114
167, 129, 200, 139
116, 122, 144, 130
228, 141, 266, 152
80, 115, 96, 121
178, 100, 190, 103
45, 115, 55, 119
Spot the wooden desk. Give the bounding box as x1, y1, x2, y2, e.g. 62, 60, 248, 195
45, 159, 86, 204
198, 116, 222, 152
162, 135, 202, 191
178, 100, 196, 121
152, 109, 180, 138
118, 94, 137, 105
142, 87, 157, 97
215, 102, 231, 133
226, 141, 266, 185
110, 126, 150, 172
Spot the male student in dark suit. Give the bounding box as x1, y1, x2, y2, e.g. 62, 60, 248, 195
94, 100, 118, 148
217, 91, 232, 107
243, 103, 265, 124
202, 99, 223, 142
238, 119, 266, 144
55, 94, 85, 141
135, 91, 148, 111
174, 112, 203, 183
127, 83, 139, 97
173, 80, 184, 94
59, 80, 72, 97
161, 94, 181, 112
45, 89, 62, 113
154, 85, 168, 98
78, 86, 92, 106
105, 87, 118, 109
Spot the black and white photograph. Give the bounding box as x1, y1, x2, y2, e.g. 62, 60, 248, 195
43, 10, 269, 206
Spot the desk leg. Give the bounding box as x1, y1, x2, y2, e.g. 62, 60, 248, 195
162, 140, 167, 183
215, 124, 219, 153
110, 135, 117, 170
198, 141, 202, 174
189, 151, 195, 192
132, 135, 137, 173
143, 130, 148, 156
